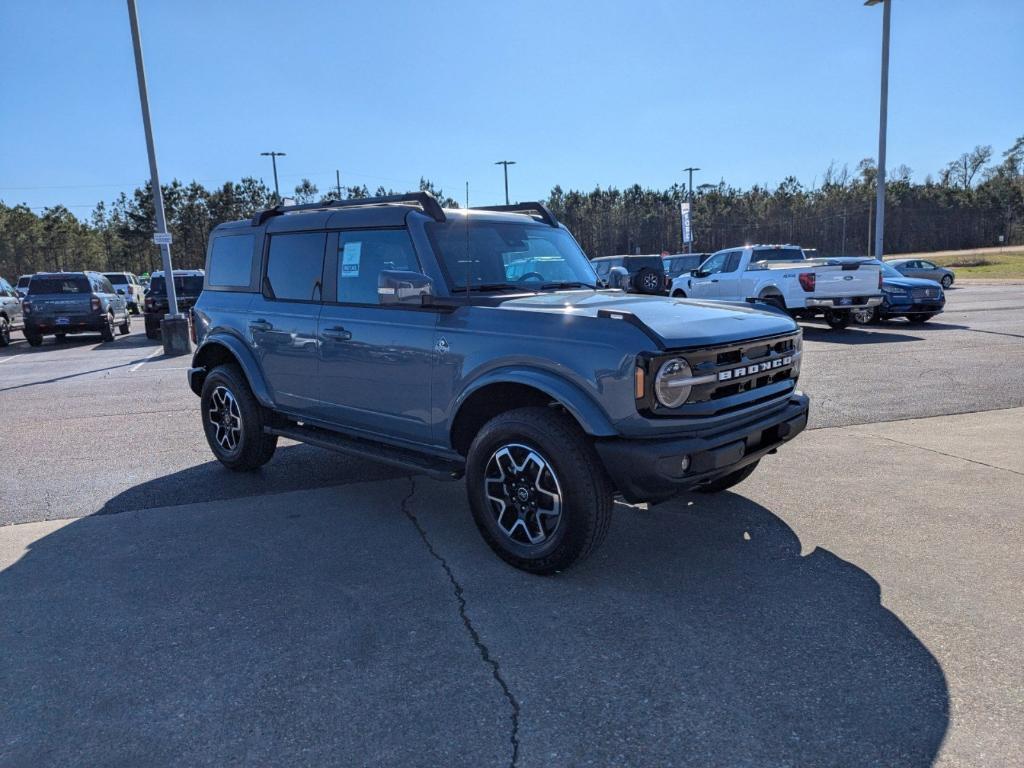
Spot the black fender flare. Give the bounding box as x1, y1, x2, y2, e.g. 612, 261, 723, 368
190, 332, 273, 406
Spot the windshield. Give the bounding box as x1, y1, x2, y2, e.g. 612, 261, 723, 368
150, 275, 204, 295
426, 219, 597, 291
28, 276, 90, 295
17, 276, 31, 288
875, 261, 903, 278
104, 273, 128, 284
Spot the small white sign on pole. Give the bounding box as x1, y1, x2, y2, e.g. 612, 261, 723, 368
152, 232, 173, 246
681, 202, 692, 244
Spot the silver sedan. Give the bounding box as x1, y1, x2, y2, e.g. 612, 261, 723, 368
886, 258, 955, 288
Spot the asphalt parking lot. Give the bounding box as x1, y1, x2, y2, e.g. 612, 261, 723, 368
1, 283, 1022, 766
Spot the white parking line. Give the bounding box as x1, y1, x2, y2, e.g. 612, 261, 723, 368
129, 348, 164, 373
0, 356, 15, 364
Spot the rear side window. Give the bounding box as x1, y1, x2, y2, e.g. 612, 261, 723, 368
104, 273, 128, 285
208, 235, 256, 288
28, 277, 90, 295
336, 229, 418, 305
265, 233, 326, 302
752, 248, 804, 262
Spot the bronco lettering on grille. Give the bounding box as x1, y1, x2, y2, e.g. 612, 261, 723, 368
718, 356, 793, 381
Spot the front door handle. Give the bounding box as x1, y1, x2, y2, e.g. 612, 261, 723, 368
710, 279, 719, 283
249, 319, 273, 332
322, 326, 352, 341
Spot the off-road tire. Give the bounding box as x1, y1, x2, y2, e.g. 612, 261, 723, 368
696, 460, 760, 494
634, 267, 663, 295
145, 323, 159, 340
100, 313, 115, 342
0, 317, 9, 347
466, 406, 613, 574
119, 313, 131, 335
26, 332, 43, 347
200, 364, 278, 471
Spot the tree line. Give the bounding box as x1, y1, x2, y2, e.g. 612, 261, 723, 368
1, 136, 1021, 279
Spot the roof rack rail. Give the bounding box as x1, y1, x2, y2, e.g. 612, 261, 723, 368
472, 202, 559, 227
251, 191, 446, 226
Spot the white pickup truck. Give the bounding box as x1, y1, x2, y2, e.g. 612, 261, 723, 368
670, 245, 883, 329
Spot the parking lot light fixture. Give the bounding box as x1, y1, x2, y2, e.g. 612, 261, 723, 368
495, 160, 516, 205
261, 152, 286, 202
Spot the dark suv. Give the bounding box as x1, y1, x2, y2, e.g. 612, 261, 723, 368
23, 272, 130, 345
591, 255, 668, 295
188, 193, 808, 573
144, 269, 205, 339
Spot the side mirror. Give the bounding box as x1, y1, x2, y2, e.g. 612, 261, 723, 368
378, 270, 434, 306
608, 266, 629, 289
690, 269, 703, 278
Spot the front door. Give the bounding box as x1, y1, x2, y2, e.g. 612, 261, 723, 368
316, 228, 436, 445
688, 251, 728, 298
250, 231, 326, 415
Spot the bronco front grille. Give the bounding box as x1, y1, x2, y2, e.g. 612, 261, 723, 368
639, 332, 801, 418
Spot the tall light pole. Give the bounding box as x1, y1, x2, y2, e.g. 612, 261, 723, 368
866, 0, 891, 260
127, 0, 189, 355
683, 167, 700, 253
495, 160, 516, 205
261, 151, 286, 201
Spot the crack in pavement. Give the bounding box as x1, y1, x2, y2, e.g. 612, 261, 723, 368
858, 432, 1024, 477
399, 477, 521, 768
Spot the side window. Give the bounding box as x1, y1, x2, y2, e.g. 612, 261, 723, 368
701, 252, 728, 274
264, 232, 326, 302
723, 252, 741, 273
920, 261, 936, 269
336, 229, 419, 305
102, 277, 115, 293
209, 234, 256, 288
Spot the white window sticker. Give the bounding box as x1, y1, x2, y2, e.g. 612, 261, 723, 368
341, 242, 361, 278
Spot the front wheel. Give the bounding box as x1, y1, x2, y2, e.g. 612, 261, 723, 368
200, 364, 278, 471
851, 306, 876, 324
466, 407, 613, 574
119, 313, 131, 335
26, 331, 43, 347
824, 310, 850, 329
0, 317, 9, 347
696, 461, 760, 494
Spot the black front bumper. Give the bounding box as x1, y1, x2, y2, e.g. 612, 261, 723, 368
594, 394, 809, 503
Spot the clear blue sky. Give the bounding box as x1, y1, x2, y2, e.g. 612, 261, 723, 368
1, 0, 1021, 216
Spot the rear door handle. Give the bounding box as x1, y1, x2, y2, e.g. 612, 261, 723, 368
322, 326, 352, 341
249, 319, 273, 332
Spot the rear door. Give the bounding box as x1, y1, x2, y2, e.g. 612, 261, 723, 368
315, 227, 436, 444
250, 232, 325, 415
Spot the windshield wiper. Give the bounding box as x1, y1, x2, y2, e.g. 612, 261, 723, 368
458, 282, 525, 293
539, 281, 596, 290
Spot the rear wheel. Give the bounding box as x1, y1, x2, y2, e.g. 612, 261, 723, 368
824, 310, 850, 329
26, 332, 43, 347
696, 460, 760, 494
466, 407, 613, 574
940, 275, 953, 288
0, 317, 9, 347
759, 294, 785, 311
100, 313, 115, 342
200, 364, 278, 471
671, 289, 687, 298
118, 313, 131, 335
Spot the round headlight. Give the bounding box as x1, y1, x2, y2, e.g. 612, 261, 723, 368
654, 357, 693, 409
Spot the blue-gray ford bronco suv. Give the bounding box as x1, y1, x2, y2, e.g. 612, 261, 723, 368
188, 193, 809, 573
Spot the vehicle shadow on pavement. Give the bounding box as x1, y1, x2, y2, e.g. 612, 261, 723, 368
801, 325, 925, 344
405, 480, 951, 767
0, 475, 950, 767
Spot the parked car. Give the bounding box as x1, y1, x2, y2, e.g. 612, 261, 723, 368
15, 275, 32, 298
671, 245, 884, 329
22, 271, 130, 346
851, 260, 945, 323
103, 271, 146, 314
591, 255, 668, 294
188, 193, 809, 573
144, 269, 205, 339
0, 276, 25, 347
886, 258, 955, 288
663, 253, 709, 281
